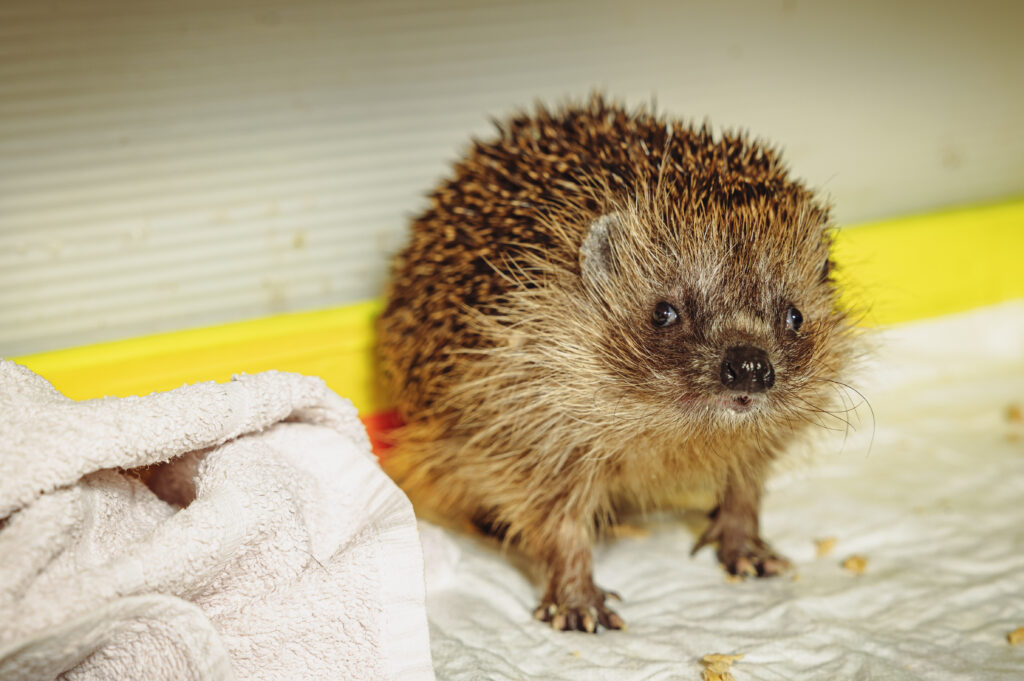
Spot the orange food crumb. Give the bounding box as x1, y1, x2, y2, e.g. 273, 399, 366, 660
815, 537, 838, 558
609, 522, 651, 539
701, 653, 744, 681
841, 555, 868, 575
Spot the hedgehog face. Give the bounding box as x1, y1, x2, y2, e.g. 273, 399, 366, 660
578, 207, 851, 434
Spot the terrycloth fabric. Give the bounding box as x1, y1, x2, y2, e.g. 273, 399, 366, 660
0, 364, 434, 681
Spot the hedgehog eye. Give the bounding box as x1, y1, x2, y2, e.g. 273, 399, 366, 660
652, 302, 679, 328
786, 306, 803, 332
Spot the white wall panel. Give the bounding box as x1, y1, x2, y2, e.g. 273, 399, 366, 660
2, 0, 1022, 355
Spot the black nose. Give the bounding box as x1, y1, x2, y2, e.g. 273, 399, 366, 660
720, 345, 775, 393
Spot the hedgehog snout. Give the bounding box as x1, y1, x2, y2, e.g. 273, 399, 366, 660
719, 345, 775, 393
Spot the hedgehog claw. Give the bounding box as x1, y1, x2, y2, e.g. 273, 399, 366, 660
534, 593, 624, 633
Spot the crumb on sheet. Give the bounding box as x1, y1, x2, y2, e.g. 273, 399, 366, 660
815, 537, 838, 557
841, 555, 868, 575
700, 653, 743, 681
1008, 403, 1022, 442
609, 522, 651, 539
1008, 627, 1024, 645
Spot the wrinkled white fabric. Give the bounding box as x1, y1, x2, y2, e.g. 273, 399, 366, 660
0, 367, 434, 681
420, 301, 1024, 680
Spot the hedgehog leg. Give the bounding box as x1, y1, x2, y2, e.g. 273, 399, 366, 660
528, 516, 625, 633
691, 473, 791, 578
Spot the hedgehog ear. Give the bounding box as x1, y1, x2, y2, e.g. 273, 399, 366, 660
820, 257, 834, 283
580, 212, 621, 286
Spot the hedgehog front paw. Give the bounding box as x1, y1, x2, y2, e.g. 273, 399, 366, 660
532, 588, 625, 633
692, 511, 790, 578
716, 536, 791, 577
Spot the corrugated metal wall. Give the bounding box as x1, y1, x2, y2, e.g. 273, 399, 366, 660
2, 0, 1022, 356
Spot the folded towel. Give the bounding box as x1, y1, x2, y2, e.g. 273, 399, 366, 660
0, 361, 434, 681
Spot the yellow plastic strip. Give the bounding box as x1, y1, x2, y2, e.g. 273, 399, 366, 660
14, 300, 383, 412
12, 197, 1024, 410
833, 197, 1024, 326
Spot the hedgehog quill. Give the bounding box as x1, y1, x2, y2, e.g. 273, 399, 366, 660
378, 96, 858, 633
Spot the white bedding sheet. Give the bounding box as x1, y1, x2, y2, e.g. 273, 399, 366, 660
418, 301, 1024, 680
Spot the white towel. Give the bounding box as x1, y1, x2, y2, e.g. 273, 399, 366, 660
0, 362, 435, 681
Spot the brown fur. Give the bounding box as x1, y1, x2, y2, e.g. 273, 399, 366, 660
377, 95, 857, 632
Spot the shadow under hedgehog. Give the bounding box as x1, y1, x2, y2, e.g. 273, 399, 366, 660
377, 95, 858, 633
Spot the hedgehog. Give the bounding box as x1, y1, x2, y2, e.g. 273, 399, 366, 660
377, 95, 858, 633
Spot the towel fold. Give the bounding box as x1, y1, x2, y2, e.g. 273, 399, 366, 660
0, 360, 434, 681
